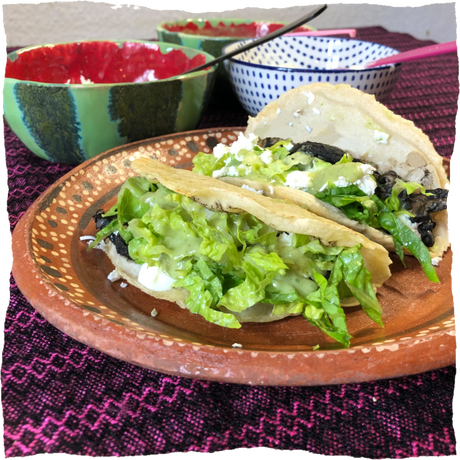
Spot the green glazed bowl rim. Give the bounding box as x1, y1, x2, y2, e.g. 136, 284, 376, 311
156, 18, 316, 42
5, 39, 217, 87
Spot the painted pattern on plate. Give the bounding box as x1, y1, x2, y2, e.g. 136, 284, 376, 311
16, 127, 455, 385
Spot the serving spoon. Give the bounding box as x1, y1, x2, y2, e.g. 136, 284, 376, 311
287, 28, 356, 38
182, 4, 328, 75
349, 40, 457, 69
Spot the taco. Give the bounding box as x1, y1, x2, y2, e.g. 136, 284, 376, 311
88, 158, 392, 348
192, 83, 449, 282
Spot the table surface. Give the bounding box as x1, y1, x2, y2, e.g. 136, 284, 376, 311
3, 27, 457, 457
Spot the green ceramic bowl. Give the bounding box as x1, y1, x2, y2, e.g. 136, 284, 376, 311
156, 18, 314, 108
4, 40, 217, 165
156, 18, 315, 60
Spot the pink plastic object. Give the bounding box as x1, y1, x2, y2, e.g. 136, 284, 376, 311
365, 41, 457, 68
286, 29, 356, 37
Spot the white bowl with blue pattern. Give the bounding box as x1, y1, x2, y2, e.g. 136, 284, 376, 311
223, 36, 402, 116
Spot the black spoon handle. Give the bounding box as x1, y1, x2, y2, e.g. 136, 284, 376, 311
181, 4, 328, 75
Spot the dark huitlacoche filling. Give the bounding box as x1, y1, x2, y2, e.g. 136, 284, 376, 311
257, 138, 448, 249
372, 170, 398, 201
93, 210, 132, 259
373, 171, 448, 248
258, 137, 354, 164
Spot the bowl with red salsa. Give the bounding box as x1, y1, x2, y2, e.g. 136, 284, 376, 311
156, 18, 314, 108
156, 18, 315, 58
4, 40, 217, 165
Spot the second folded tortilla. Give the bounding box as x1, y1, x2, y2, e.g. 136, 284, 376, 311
241, 83, 449, 259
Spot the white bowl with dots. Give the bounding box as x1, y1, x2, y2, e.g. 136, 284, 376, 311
223, 36, 402, 116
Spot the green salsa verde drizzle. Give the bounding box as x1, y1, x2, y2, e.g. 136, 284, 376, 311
90, 177, 385, 348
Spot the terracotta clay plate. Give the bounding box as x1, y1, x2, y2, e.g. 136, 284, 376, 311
12, 127, 455, 386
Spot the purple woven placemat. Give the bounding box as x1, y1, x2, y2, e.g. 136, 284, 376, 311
3, 26, 457, 457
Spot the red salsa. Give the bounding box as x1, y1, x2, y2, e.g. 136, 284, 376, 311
6, 41, 207, 84
163, 20, 313, 38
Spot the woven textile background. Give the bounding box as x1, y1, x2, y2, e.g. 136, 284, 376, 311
3, 27, 458, 457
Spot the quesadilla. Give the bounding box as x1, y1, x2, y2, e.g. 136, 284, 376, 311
88, 158, 392, 348
192, 83, 449, 282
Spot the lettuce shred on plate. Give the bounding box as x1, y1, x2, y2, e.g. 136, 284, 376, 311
192, 134, 441, 282
89, 176, 385, 348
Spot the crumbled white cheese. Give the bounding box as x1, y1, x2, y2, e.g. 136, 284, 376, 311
284, 142, 294, 151
334, 176, 349, 188
285, 171, 312, 189
138, 264, 176, 291
227, 166, 239, 177
374, 130, 390, 144
353, 176, 377, 196
212, 165, 241, 178
151, 308, 158, 317
212, 132, 258, 164
293, 109, 301, 118
232, 343, 243, 348
305, 125, 312, 133
259, 149, 272, 164
431, 257, 442, 266
108, 269, 121, 282
304, 91, 315, 105
276, 108, 281, 115
312, 108, 321, 115
320, 166, 374, 194
213, 142, 229, 159
268, 185, 274, 195
212, 168, 226, 178
229, 132, 258, 156
278, 232, 293, 247
120, 282, 128, 288
360, 163, 377, 175
348, 164, 378, 195
241, 184, 263, 194
289, 121, 293, 127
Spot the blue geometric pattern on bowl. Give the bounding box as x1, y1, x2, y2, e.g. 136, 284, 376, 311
223, 36, 402, 116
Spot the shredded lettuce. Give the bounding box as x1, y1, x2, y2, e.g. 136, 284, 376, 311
316, 186, 439, 282
192, 138, 441, 282
303, 270, 352, 348
384, 179, 432, 213
91, 182, 385, 347
193, 139, 315, 184
378, 211, 439, 282
88, 177, 154, 249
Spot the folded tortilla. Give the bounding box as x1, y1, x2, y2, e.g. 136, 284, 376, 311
231, 83, 449, 258
131, 157, 391, 285
95, 158, 392, 336
103, 239, 315, 323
